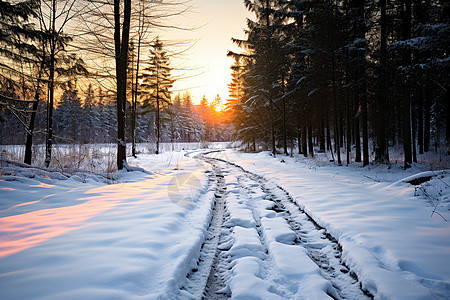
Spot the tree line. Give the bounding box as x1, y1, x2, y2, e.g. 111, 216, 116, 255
228, 0, 449, 168
0, 85, 230, 147
0, 0, 231, 170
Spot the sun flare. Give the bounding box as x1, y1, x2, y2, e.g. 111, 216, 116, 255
214, 104, 225, 112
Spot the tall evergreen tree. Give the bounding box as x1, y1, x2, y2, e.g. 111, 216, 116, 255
230, 0, 289, 155
56, 80, 82, 142
0, 0, 41, 164
140, 37, 173, 154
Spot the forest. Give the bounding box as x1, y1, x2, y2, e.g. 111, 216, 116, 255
0, 2, 449, 298
1, 0, 449, 171
228, 0, 449, 168
0, 0, 232, 169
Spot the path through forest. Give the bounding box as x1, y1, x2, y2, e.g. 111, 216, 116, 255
181, 152, 372, 299
0, 148, 448, 299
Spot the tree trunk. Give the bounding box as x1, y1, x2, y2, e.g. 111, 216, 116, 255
24, 97, 38, 165
45, 0, 57, 168
424, 83, 430, 152
402, 0, 412, 168
446, 88, 450, 147
362, 97, 369, 166
308, 125, 314, 157
282, 97, 288, 155
131, 4, 144, 158
345, 49, 351, 165
24, 49, 47, 166
418, 85, 424, 154
375, 0, 390, 164
283, 98, 289, 155
354, 96, 361, 162
282, 75, 288, 155
115, 0, 132, 170
346, 89, 351, 165
325, 102, 332, 151
302, 125, 307, 157
131, 50, 136, 157
265, 0, 275, 157
411, 92, 417, 162
270, 99, 276, 157
334, 116, 341, 165
25, 67, 45, 165
332, 53, 341, 165
412, 104, 417, 163
131, 89, 137, 157
319, 118, 325, 152
156, 65, 160, 155
297, 116, 302, 154
403, 83, 412, 167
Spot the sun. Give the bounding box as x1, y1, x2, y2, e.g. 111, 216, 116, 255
214, 103, 225, 112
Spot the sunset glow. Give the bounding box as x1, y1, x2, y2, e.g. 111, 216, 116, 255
0, 192, 123, 258
0, 171, 205, 259
168, 0, 250, 104
0, 0, 448, 297
0, 178, 164, 258
214, 103, 225, 112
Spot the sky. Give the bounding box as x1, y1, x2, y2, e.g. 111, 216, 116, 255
167, 0, 250, 104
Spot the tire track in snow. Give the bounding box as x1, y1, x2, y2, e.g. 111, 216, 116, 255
202, 168, 231, 299
205, 157, 296, 299
181, 163, 231, 299
258, 180, 373, 299
207, 153, 373, 299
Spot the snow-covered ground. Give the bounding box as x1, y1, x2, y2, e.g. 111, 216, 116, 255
0, 142, 233, 173
0, 151, 217, 299
207, 150, 450, 299
0, 147, 449, 299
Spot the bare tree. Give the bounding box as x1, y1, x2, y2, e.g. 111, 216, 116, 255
130, 0, 149, 158
75, 0, 192, 169
113, 0, 132, 170
35, 0, 83, 167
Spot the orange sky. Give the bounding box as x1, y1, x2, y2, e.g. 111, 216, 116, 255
167, 0, 250, 104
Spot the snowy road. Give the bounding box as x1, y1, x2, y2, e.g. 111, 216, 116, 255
199, 150, 449, 300
180, 152, 371, 299
0, 148, 449, 299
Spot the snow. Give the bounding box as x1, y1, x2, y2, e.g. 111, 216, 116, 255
260, 218, 337, 299
228, 257, 285, 300
0, 147, 449, 299
268, 242, 337, 299
228, 226, 265, 259
260, 217, 297, 245
224, 192, 257, 228
207, 150, 450, 299
0, 151, 214, 299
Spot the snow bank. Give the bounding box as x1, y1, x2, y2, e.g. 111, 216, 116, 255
1, 147, 449, 299
260, 217, 337, 299
224, 192, 256, 228
209, 150, 450, 299
0, 151, 215, 299
229, 257, 284, 300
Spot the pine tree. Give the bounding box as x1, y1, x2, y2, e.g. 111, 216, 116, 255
230, 0, 289, 154
167, 94, 182, 143
81, 83, 100, 144
140, 37, 174, 154
227, 60, 256, 149
56, 80, 83, 142
0, 0, 42, 164
0, 0, 40, 92
181, 93, 195, 142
